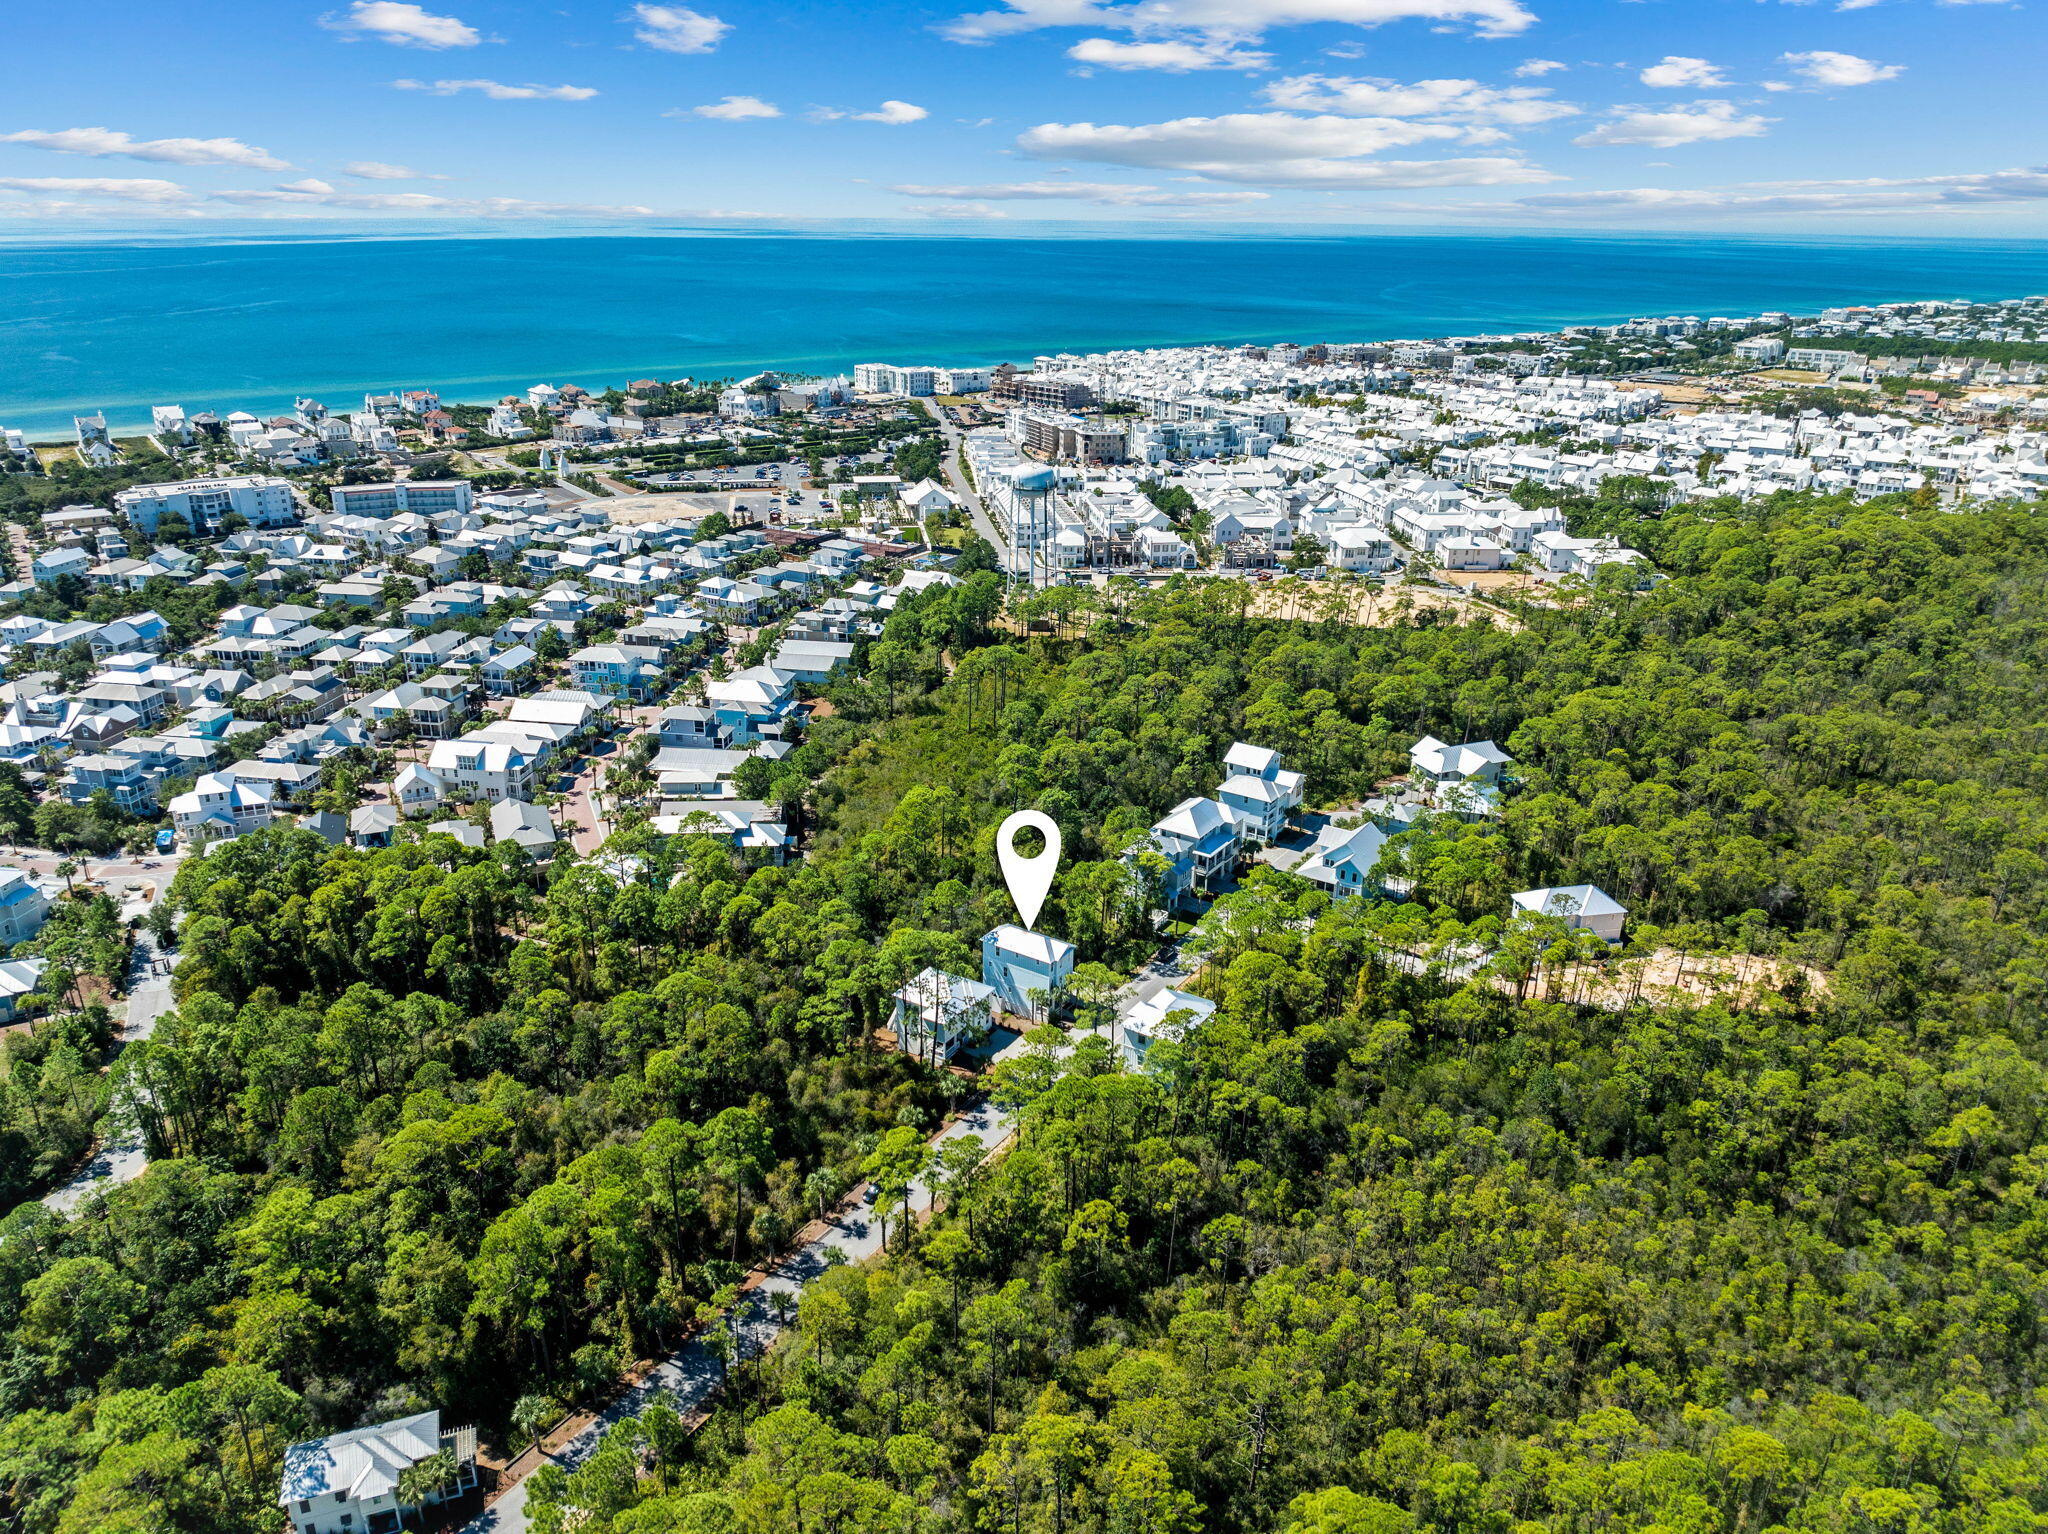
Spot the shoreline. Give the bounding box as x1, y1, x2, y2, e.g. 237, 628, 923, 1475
9, 234, 2048, 437
20, 288, 2045, 445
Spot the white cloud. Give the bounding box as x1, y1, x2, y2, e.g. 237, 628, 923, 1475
942, 0, 1537, 45
393, 78, 598, 100
1431, 167, 2048, 219
630, 4, 731, 53
0, 127, 291, 170
1638, 56, 1726, 88
892, 179, 1268, 205
1513, 58, 1565, 76
851, 101, 930, 124
1574, 100, 1772, 148
1068, 37, 1271, 69
0, 199, 201, 220
343, 160, 439, 179
0, 173, 762, 222
1835, 0, 1881, 8
687, 95, 782, 120
0, 175, 194, 204
320, 2, 480, 48
1262, 74, 1577, 126
914, 202, 1013, 218
211, 186, 662, 216
1017, 112, 1555, 188
1780, 50, 1903, 86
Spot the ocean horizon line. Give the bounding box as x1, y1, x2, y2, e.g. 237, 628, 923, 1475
9, 220, 2048, 253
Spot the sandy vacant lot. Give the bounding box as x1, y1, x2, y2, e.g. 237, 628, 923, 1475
1249, 580, 1527, 632
603, 492, 793, 525
1553, 948, 1831, 1012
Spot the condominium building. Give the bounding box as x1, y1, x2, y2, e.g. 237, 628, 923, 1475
114, 475, 299, 537
328, 480, 475, 519
853, 363, 939, 397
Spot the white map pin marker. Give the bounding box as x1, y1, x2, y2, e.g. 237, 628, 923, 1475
996, 810, 1062, 931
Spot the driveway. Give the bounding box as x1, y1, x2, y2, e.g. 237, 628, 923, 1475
460, 1098, 1013, 1534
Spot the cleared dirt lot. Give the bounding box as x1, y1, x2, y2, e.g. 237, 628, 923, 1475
1248, 579, 1527, 632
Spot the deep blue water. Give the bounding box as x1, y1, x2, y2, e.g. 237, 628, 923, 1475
7, 228, 2048, 436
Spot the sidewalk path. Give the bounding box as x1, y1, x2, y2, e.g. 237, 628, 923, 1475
460, 1097, 1013, 1534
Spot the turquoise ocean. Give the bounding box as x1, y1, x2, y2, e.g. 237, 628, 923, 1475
8, 226, 2048, 436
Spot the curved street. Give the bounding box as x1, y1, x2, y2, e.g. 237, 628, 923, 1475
460, 1098, 1013, 1534
5, 848, 189, 1212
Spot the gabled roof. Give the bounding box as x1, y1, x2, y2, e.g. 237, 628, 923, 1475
1122, 986, 1216, 1042
1411, 735, 1512, 778
984, 924, 1075, 966
489, 796, 556, 846
896, 966, 997, 1017
1153, 796, 1236, 843
350, 804, 401, 835
1511, 884, 1625, 920
279, 1410, 441, 1506
1218, 773, 1284, 806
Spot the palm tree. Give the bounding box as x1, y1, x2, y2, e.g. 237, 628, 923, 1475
510, 1394, 557, 1462
395, 1449, 458, 1528
53, 860, 78, 898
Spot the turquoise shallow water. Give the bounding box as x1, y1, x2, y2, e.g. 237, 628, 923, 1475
8, 228, 2048, 436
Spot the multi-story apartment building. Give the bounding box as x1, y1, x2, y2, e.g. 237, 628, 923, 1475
114, 475, 299, 537
328, 480, 475, 519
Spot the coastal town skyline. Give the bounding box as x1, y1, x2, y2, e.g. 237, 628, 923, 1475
4, 0, 2044, 232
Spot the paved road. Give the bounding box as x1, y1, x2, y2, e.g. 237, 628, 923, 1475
43, 919, 175, 1212
460, 1097, 1013, 1534
26, 850, 187, 1212
920, 401, 1010, 556
554, 704, 660, 855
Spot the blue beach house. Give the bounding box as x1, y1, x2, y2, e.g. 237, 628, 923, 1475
981, 924, 1075, 1022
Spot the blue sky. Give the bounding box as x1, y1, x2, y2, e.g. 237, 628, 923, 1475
2, 0, 2042, 232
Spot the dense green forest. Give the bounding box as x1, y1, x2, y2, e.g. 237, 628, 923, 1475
4, 488, 2048, 1533
1786, 334, 2048, 368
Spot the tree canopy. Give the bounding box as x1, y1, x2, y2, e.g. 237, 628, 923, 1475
5, 488, 2048, 1534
